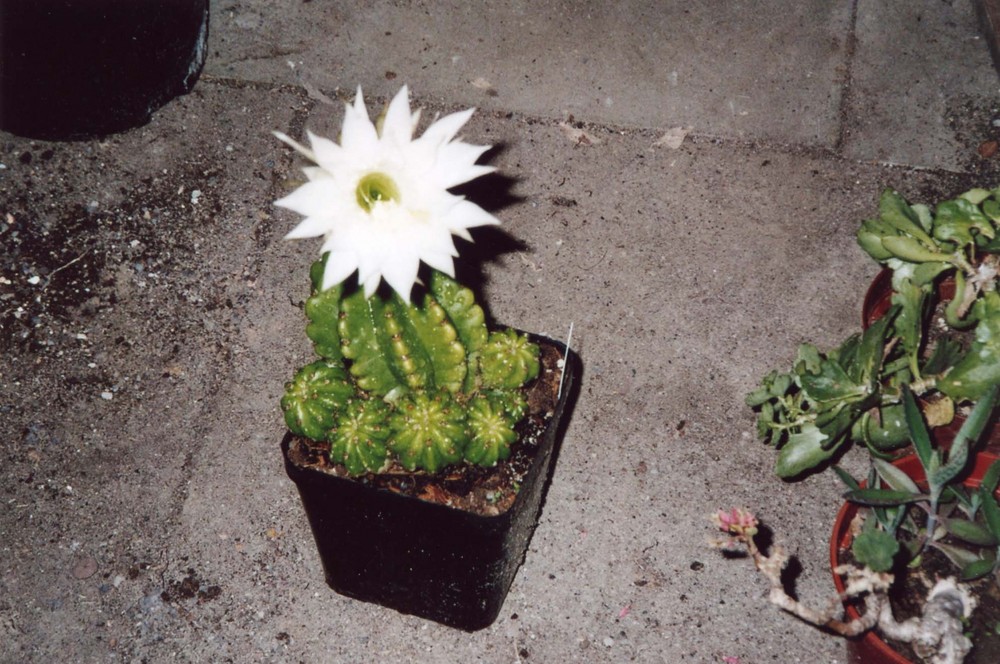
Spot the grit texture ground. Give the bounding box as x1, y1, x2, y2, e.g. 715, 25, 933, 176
3, 1, 1000, 662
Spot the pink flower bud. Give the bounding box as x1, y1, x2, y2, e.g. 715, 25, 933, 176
712, 508, 758, 538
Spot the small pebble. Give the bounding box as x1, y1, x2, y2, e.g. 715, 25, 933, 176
71, 556, 98, 580
603, 637, 615, 647
100, 392, 113, 400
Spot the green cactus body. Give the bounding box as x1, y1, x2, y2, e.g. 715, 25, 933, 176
281, 360, 355, 440
465, 395, 518, 466
285, 260, 542, 476
480, 329, 541, 389
338, 288, 401, 395
305, 282, 343, 360
429, 270, 488, 353
486, 388, 528, 422
388, 390, 468, 472
329, 398, 391, 475
303, 255, 344, 360
408, 295, 468, 394
374, 294, 436, 392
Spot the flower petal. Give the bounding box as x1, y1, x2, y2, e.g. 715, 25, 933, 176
273, 131, 317, 162
380, 252, 421, 300
381, 84, 413, 146
420, 107, 475, 146
318, 247, 359, 291
273, 85, 500, 299
341, 89, 379, 154
275, 180, 344, 218
308, 130, 345, 170
430, 142, 495, 188
441, 197, 501, 231
284, 216, 333, 239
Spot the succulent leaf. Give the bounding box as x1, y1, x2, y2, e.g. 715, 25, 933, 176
775, 424, 838, 478
878, 189, 936, 246
859, 404, 910, 451
852, 528, 899, 573
943, 518, 998, 547
938, 295, 1000, 401
958, 557, 997, 582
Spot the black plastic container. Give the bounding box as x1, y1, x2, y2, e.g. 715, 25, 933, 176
282, 335, 580, 631
0, 0, 209, 140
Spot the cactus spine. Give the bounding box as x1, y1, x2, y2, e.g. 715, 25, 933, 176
282, 255, 541, 475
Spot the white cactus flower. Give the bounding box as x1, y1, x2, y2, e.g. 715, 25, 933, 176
274, 85, 498, 299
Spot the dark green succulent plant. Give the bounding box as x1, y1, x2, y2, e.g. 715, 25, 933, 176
843, 386, 1000, 581
281, 255, 540, 476
749, 187, 1000, 478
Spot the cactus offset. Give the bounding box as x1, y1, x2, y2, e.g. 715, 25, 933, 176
464, 393, 520, 466
282, 257, 541, 475
281, 359, 354, 440
329, 398, 391, 475
304, 256, 344, 361
480, 328, 541, 389
389, 390, 468, 472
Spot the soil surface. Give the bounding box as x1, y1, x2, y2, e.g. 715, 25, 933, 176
885, 547, 1000, 664
285, 339, 565, 517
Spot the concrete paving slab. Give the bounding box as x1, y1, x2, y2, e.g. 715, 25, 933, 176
0, 81, 306, 662
208, 0, 854, 148
844, 0, 999, 171
2, 1, 1000, 663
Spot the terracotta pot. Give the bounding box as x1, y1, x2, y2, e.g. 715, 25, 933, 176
282, 333, 581, 631
860, 268, 1000, 451
830, 452, 1000, 664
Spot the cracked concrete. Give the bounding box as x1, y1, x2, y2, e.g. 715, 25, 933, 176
2, 1, 999, 662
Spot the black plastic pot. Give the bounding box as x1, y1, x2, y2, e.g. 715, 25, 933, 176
0, 0, 209, 140
282, 334, 581, 631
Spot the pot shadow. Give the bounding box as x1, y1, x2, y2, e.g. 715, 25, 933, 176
447, 143, 531, 326
522, 335, 584, 560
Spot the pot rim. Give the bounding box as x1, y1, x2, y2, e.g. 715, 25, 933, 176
828, 451, 1000, 663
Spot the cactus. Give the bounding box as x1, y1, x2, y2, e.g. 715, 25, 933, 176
282, 256, 541, 475
281, 359, 354, 441
480, 328, 542, 389
388, 390, 468, 473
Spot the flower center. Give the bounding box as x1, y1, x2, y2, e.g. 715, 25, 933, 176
355, 172, 400, 212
